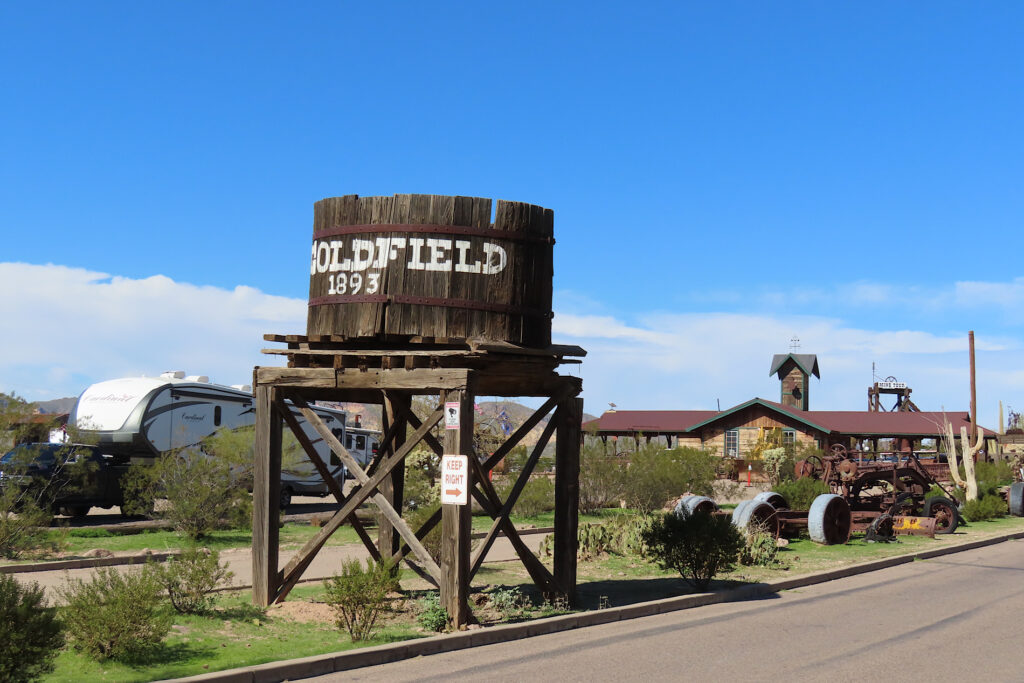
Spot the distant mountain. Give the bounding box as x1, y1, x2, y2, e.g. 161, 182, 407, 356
315, 399, 596, 450
33, 397, 77, 415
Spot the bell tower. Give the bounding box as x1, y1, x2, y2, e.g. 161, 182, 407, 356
769, 352, 819, 411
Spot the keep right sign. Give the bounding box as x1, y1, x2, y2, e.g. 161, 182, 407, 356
440, 455, 469, 505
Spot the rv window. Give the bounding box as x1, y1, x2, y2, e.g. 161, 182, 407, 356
330, 452, 341, 467
371, 441, 379, 455
214, 406, 221, 427
332, 428, 344, 441
346, 435, 353, 449
356, 435, 366, 451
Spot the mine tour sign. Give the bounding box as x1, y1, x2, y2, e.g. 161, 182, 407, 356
306, 194, 555, 347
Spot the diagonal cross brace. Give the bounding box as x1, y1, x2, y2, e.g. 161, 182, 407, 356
470, 410, 560, 580
275, 394, 444, 600
273, 395, 380, 562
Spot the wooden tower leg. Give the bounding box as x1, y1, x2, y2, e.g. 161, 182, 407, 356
252, 383, 283, 607
554, 395, 582, 603
441, 388, 473, 628
379, 393, 410, 559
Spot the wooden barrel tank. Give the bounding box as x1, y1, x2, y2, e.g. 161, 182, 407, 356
307, 194, 554, 347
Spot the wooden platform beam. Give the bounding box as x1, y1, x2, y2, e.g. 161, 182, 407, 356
554, 396, 583, 602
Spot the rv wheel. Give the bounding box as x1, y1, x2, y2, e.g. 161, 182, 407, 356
279, 488, 293, 510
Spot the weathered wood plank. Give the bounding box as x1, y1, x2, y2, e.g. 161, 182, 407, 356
554, 396, 583, 602
252, 385, 282, 608
440, 388, 473, 628
378, 392, 410, 559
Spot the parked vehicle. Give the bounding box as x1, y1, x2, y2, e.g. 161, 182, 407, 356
0, 442, 128, 517
68, 372, 380, 507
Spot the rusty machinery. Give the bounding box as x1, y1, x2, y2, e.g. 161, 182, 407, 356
792, 443, 960, 538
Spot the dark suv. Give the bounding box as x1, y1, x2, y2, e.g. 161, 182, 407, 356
0, 443, 128, 517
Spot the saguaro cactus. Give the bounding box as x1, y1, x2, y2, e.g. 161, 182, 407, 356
959, 425, 984, 502
944, 421, 967, 489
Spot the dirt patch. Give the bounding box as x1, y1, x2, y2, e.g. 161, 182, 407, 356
269, 600, 336, 624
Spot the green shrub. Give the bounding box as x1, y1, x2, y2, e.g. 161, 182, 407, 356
489, 587, 528, 617
542, 514, 651, 560
0, 574, 64, 682
123, 453, 251, 539
324, 558, 401, 642
642, 510, 743, 591
761, 447, 789, 487
509, 476, 555, 518
961, 494, 1008, 522
0, 489, 53, 559
154, 547, 234, 614
415, 591, 449, 632
739, 526, 780, 567
578, 442, 627, 514
774, 478, 832, 511
974, 461, 1015, 489
928, 484, 963, 503
622, 445, 717, 514
58, 566, 170, 660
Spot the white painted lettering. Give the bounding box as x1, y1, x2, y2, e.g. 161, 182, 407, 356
407, 238, 427, 270
425, 238, 453, 271
328, 241, 346, 272
454, 240, 481, 273
481, 242, 507, 274
351, 239, 375, 271
315, 242, 331, 274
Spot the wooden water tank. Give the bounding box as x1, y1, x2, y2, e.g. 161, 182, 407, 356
307, 194, 554, 347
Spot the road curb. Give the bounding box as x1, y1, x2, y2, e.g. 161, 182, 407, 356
168, 529, 1024, 683
0, 551, 181, 574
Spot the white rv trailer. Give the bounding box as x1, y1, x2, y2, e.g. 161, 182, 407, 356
68, 372, 379, 507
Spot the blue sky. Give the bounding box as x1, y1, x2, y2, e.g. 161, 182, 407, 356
2, 2, 1022, 428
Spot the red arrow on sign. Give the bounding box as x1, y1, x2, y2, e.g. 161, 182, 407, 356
445, 489, 463, 498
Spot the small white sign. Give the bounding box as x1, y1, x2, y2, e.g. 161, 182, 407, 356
444, 402, 461, 430
878, 381, 907, 390
441, 455, 469, 505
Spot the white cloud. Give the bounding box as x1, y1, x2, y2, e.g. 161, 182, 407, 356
0, 263, 305, 399
4, 262, 1022, 432
554, 310, 1023, 429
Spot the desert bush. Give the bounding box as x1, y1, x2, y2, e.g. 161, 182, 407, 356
0, 574, 64, 682
324, 558, 401, 641
58, 566, 170, 660
738, 524, 780, 567
761, 447, 789, 487
501, 476, 555, 518
154, 547, 234, 614
122, 452, 250, 539
961, 494, 1008, 522
540, 514, 650, 560
579, 443, 627, 514
0, 489, 53, 559
415, 591, 449, 632
643, 510, 743, 591
489, 587, 529, 617
773, 478, 831, 511
622, 445, 716, 515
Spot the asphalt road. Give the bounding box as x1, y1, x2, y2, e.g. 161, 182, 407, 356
321, 539, 1024, 683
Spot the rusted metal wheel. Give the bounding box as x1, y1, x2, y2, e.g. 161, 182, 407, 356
795, 455, 824, 480
887, 491, 918, 517
753, 491, 788, 510
808, 494, 852, 545
923, 496, 960, 534
677, 495, 718, 516
830, 443, 848, 458
1009, 483, 1024, 517
731, 499, 753, 525
732, 501, 780, 538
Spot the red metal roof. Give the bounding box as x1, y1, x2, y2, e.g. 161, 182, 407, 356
586, 401, 993, 438
583, 410, 717, 434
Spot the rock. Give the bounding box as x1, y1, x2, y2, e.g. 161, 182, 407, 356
775, 538, 790, 548
84, 549, 114, 558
